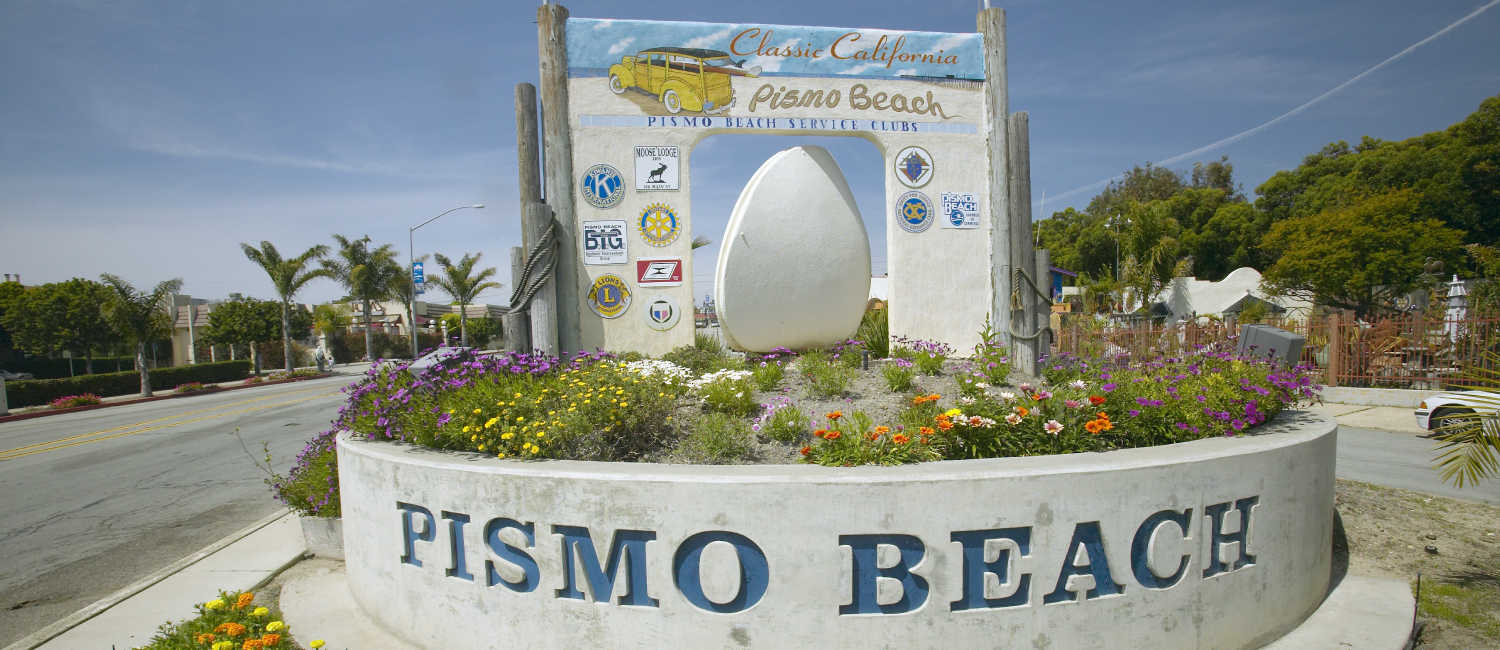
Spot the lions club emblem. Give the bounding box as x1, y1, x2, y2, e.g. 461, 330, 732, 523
897, 191, 933, 233
587, 274, 632, 319
581, 164, 625, 209
637, 202, 681, 247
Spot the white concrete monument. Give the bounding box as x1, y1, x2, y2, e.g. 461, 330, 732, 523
716, 146, 871, 352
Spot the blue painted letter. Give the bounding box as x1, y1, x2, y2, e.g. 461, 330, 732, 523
398, 502, 435, 567
442, 511, 473, 581
1203, 497, 1258, 578
1130, 509, 1192, 589
950, 527, 1031, 611
484, 518, 540, 593
553, 525, 658, 607
673, 531, 769, 613
1043, 521, 1125, 604
840, 534, 929, 615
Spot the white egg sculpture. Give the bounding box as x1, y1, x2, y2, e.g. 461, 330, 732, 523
715, 145, 872, 352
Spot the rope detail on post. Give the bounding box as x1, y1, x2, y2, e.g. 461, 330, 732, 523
1009, 267, 1054, 342
507, 223, 558, 314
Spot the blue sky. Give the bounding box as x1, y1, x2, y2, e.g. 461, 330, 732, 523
2, 0, 1497, 306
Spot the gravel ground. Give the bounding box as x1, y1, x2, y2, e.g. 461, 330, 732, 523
1336, 478, 1500, 649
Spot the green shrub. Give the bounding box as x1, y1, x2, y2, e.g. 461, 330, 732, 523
754, 398, 806, 442
800, 409, 942, 466
136, 589, 306, 650
2, 355, 137, 379
694, 331, 723, 355
974, 316, 1011, 383
3, 360, 251, 407
800, 353, 855, 398
882, 359, 916, 392
892, 337, 950, 375
662, 345, 739, 374
676, 413, 754, 464
688, 369, 756, 416
751, 359, 785, 391
855, 308, 889, 358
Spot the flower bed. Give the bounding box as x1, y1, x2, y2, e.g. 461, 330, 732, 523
48, 393, 103, 409
135, 590, 320, 650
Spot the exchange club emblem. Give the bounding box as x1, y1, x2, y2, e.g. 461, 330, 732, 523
897, 191, 933, 233
638, 202, 681, 247
581, 164, 625, 209
893, 146, 933, 188
587, 274, 632, 319
643, 292, 681, 331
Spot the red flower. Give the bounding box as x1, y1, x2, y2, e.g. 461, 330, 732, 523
825, 430, 841, 440
827, 411, 843, 420
1089, 396, 1106, 405
800, 446, 811, 455
814, 429, 827, 438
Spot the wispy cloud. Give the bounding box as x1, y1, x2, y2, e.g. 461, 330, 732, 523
607, 36, 636, 54
683, 28, 731, 49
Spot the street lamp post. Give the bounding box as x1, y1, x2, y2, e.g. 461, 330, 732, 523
409, 205, 484, 358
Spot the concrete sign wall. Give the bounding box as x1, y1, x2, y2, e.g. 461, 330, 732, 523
339, 412, 1336, 650
560, 17, 997, 355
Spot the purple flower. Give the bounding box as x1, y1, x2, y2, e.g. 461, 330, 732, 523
1128, 409, 1141, 417
1101, 383, 1117, 393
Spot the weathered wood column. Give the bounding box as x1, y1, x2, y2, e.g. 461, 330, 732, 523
1036, 247, 1053, 359
507, 82, 541, 354
1009, 111, 1038, 375
978, 8, 1012, 361
524, 203, 559, 357
538, 4, 581, 356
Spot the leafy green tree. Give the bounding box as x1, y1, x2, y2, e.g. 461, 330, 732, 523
1035, 207, 1119, 279
1085, 162, 1186, 221
240, 241, 331, 372
1466, 244, 1500, 315
1119, 200, 1182, 310
205, 298, 310, 373
0, 280, 22, 355
0, 279, 118, 372
428, 252, 501, 347
311, 302, 353, 337
464, 315, 502, 349
1260, 189, 1465, 318
100, 274, 182, 397
323, 235, 401, 362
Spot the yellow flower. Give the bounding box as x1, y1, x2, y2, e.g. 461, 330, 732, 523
310, 641, 326, 649
462, 426, 471, 433
213, 642, 235, 650
205, 599, 226, 610
471, 434, 477, 441
497, 453, 506, 458
514, 393, 522, 398
549, 411, 556, 415
945, 408, 962, 417
501, 433, 514, 439
485, 418, 497, 428
478, 444, 485, 450
516, 416, 524, 422
266, 621, 285, 633
251, 606, 269, 617
473, 408, 482, 414
536, 431, 546, 437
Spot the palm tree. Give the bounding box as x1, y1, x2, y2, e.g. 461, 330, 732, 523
241, 241, 331, 371
388, 253, 429, 357
1433, 350, 1500, 488
323, 235, 401, 362
429, 252, 501, 347
99, 274, 182, 397
691, 235, 713, 250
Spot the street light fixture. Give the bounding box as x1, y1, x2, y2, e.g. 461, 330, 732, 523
409, 205, 484, 358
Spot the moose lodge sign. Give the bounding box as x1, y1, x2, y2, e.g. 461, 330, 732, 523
544, 11, 1018, 357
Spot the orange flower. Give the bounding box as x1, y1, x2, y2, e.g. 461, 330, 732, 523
1088, 396, 1106, 405
928, 393, 940, 400
825, 430, 841, 440
919, 426, 935, 436
233, 593, 254, 610
1099, 419, 1114, 431
892, 434, 911, 444
1085, 420, 1101, 434
937, 420, 954, 431
195, 633, 216, 643
875, 426, 890, 434
243, 641, 264, 650
214, 623, 247, 637
1096, 411, 1108, 419
813, 429, 827, 438
800, 446, 811, 455
911, 395, 928, 406
920, 436, 930, 445
826, 411, 843, 420
261, 634, 282, 646
867, 432, 880, 441
1015, 406, 1030, 417
934, 414, 951, 424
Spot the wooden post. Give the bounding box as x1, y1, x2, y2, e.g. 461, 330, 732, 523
978, 8, 1011, 364
506, 246, 532, 354
524, 203, 559, 358
1035, 248, 1052, 358
538, 4, 581, 356
515, 83, 542, 234
1009, 112, 1037, 375
1326, 312, 1340, 387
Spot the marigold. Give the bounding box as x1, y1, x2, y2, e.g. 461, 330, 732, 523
212, 642, 235, 650
195, 633, 217, 643
265, 622, 285, 633
310, 641, 325, 649
892, 434, 910, 444
204, 599, 226, 610
233, 593, 254, 609
243, 641, 264, 650
214, 623, 247, 637
825, 430, 841, 440
1089, 396, 1106, 405
250, 606, 269, 617
261, 634, 282, 646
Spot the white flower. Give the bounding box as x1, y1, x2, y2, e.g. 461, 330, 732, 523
1044, 419, 1064, 435
1005, 413, 1022, 425
1069, 379, 1087, 390
1000, 392, 1017, 403
975, 382, 989, 389
735, 392, 744, 398
959, 396, 976, 406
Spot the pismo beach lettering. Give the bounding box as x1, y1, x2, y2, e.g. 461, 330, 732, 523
396, 496, 1258, 614
748, 84, 956, 119
731, 28, 962, 70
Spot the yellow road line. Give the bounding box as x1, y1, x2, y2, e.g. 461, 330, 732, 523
0, 391, 342, 462
0, 384, 333, 456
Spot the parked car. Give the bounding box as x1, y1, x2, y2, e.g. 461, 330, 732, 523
0, 369, 34, 381
1414, 392, 1493, 430
608, 47, 759, 115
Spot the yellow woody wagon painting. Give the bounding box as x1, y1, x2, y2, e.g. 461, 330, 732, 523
608, 47, 761, 115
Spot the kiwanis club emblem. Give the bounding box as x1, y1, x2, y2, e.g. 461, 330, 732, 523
893, 146, 933, 188
581, 164, 625, 209
896, 191, 933, 233
587, 274, 632, 319
637, 202, 681, 247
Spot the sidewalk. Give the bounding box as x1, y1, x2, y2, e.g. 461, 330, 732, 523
1315, 403, 1426, 435
3, 511, 306, 650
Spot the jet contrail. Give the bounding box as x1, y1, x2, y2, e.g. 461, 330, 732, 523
1036, 0, 1500, 209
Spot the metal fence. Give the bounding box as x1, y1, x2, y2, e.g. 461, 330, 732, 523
1052, 313, 1500, 390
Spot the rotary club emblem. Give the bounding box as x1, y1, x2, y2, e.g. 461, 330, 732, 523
638, 202, 681, 247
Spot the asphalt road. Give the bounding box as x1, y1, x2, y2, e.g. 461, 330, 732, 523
1336, 423, 1500, 506
0, 375, 352, 647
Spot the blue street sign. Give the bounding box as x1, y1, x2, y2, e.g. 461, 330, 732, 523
413, 262, 426, 295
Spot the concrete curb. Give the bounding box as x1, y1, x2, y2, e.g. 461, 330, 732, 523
1, 508, 292, 650
0, 373, 339, 424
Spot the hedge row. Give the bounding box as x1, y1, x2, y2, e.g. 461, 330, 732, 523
3, 360, 253, 408
1, 356, 139, 380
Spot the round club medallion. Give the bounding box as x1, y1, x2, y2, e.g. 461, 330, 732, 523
581, 164, 625, 209
896, 191, 933, 233
643, 292, 681, 331
893, 146, 934, 188
637, 202, 681, 247
587, 274, 632, 318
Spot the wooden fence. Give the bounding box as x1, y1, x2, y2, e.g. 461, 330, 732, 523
1051, 313, 1500, 390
